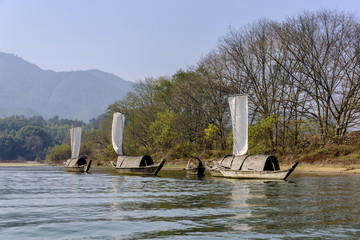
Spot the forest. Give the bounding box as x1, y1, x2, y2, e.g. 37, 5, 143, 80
2, 10, 360, 165
0, 115, 88, 161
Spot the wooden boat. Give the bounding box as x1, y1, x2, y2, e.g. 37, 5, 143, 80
185, 156, 205, 176
64, 127, 92, 173
110, 155, 165, 175
110, 112, 166, 175
219, 155, 298, 180
205, 155, 232, 177
206, 95, 298, 180
64, 157, 92, 173
220, 164, 298, 180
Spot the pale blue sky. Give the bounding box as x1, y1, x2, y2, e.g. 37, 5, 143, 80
0, 0, 359, 82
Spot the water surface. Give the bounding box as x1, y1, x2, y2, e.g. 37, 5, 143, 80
0, 166, 360, 239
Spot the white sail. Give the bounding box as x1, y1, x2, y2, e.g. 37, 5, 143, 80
228, 95, 248, 156
70, 127, 82, 159
112, 112, 125, 155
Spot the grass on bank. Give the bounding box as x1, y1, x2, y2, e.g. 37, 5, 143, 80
37, 130, 360, 170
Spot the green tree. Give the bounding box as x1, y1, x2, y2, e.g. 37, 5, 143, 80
16, 125, 53, 160
46, 144, 71, 164
248, 116, 277, 154
0, 135, 22, 160
150, 110, 179, 151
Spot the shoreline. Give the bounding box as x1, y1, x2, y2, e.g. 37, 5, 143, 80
293, 164, 360, 174
1, 162, 360, 174
0, 162, 47, 167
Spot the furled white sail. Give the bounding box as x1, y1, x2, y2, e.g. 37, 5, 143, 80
70, 127, 82, 159
228, 95, 248, 156
112, 112, 125, 155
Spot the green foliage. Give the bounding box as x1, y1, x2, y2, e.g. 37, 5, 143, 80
46, 144, 71, 164
15, 125, 53, 160
16, 125, 52, 144
149, 110, 179, 150
248, 116, 277, 154
204, 123, 221, 150
5, 10, 360, 166
93, 144, 118, 165
204, 124, 219, 141
0, 115, 29, 135
0, 135, 22, 160
166, 141, 197, 159
153, 77, 174, 109
339, 152, 360, 161
0, 115, 86, 161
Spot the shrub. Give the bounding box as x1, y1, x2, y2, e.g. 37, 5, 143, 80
46, 144, 71, 164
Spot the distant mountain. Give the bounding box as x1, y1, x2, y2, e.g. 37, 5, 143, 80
0, 52, 134, 121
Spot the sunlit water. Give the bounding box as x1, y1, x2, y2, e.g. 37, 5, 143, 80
0, 166, 360, 239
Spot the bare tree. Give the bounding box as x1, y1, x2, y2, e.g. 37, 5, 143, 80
275, 10, 360, 136
219, 19, 293, 150
171, 64, 232, 150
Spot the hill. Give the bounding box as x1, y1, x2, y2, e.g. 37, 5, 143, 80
0, 52, 134, 121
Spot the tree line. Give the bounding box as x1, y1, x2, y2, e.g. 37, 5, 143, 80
0, 115, 86, 161
94, 10, 360, 161
5, 10, 360, 164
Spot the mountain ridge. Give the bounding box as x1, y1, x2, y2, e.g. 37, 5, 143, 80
0, 52, 133, 122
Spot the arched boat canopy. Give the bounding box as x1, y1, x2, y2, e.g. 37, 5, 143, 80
219, 154, 280, 171
114, 155, 154, 168
186, 157, 204, 169
65, 157, 87, 167
218, 154, 234, 168
240, 155, 280, 171
230, 155, 250, 170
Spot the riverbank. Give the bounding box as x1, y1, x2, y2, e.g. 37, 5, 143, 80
1, 161, 360, 174
164, 163, 360, 174
294, 164, 360, 174
0, 161, 47, 167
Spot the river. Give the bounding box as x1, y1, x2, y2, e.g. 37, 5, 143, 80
0, 166, 359, 239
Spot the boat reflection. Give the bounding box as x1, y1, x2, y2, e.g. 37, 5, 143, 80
219, 179, 283, 232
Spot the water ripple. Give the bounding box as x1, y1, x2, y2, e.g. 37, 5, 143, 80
0, 167, 360, 239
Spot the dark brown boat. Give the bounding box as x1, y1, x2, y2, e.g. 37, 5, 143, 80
205, 155, 232, 177
64, 157, 92, 173
110, 112, 166, 175
206, 95, 298, 180
185, 156, 205, 176
219, 154, 298, 180
64, 127, 91, 173
110, 155, 165, 175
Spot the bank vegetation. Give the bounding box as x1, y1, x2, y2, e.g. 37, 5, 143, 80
8, 10, 360, 167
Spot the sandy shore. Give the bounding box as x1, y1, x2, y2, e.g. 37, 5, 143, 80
293, 164, 360, 174
0, 162, 47, 167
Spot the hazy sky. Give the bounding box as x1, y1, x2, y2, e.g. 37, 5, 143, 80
0, 0, 359, 82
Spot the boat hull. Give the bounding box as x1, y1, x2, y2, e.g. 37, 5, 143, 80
111, 159, 166, 175
220, 162, 298, 180
64, 160, 92, 173
205, 162, 224, 177
65, 166, 89, 173
185, 167, 205, 176
185, 157, 205, 176
207, 169, 224, 177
